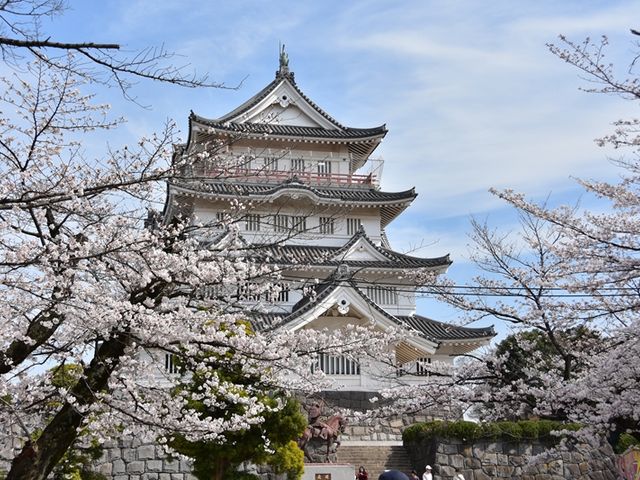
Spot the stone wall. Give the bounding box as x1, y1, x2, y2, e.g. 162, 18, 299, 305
90, 439, 196, 480
405, 436, 618, 480
321, 391, 456, 442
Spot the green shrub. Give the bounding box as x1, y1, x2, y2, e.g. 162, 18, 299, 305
224, 472, 260, 480
518, 420, 539, 440
615, 433, 640, 454
493, 421, 523, 441
402, 419, 580, 444
446, 421, 482, 442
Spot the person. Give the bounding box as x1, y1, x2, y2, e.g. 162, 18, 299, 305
453, 471, 465, 480
409, 470, 419, 480
357, 466, 368, 480
422, 465, 432, 480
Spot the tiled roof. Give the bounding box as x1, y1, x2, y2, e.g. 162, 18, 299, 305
171, 179, 416, 204
247, 281, 494, 344
396, 315, 495, 341
257, 244, 450, 269
190, 117, 387, 141
201, 72, 346, 128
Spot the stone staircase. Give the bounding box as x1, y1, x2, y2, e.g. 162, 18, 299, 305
338, 444, 413, 480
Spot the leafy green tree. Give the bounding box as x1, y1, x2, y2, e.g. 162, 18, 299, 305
169, 350, 306, 480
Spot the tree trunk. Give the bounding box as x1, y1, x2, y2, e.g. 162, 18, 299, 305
212, 457, 229, 480
6, 332, 130, 480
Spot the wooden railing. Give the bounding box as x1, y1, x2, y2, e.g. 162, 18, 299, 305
187, 166, 378, 188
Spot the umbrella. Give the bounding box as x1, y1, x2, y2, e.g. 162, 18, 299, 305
378, 470, 410, 480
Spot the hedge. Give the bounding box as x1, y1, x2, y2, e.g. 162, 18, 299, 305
402, 419, 581, 444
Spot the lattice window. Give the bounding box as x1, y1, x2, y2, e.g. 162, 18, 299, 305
274, 214, 290, 233
366, 286, 398, 305
164, 353, 180, 374
319, 217, 335, 235
290, 216, 307, 233
264, 156, 279, 171
347, 218, 361, 235
215, 211, 226, 228
290, 158, 305, 172
236, 283, 261, 301
276, 284, 290, 302
415, 357, 432, 376
245, 214, 261, 231
397, 357, 432, 377
312, 353, 360, 375
237, 156, 252, 172
317, 161, 332, 177
199, 284, 223, 299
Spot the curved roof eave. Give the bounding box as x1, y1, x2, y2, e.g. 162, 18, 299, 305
189, 118, 387, 143
168, 181, 417, 206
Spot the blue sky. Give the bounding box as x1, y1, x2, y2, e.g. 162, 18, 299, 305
46, 1, 640, 337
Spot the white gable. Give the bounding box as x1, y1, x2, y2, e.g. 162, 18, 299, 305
279, 284, 438, 354
251, 104, 321, 127
235, 80, 339, 130
331, 237, 388, 263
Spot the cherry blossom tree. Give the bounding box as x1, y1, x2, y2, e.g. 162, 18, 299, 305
0, 53, 399, 480
390, 34, 640, 447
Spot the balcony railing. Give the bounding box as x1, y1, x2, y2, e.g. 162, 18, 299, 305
186, 166, 379, 188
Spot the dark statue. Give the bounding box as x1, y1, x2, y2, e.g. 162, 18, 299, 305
298, 401, 346, 463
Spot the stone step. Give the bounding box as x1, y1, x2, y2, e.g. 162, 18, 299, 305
338, 445, 413, 480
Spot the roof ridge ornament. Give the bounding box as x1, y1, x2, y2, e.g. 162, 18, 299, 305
276, 43, 295, 84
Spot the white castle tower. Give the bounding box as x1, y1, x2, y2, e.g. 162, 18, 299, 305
162, 49, 493, 407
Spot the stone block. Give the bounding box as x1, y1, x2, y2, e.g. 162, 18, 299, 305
474, 471, 492, 480
113, 458, 126, 474
532, 444, 546, 455
481, 453, 497, 465
164, 459, 180, 472
548, 460, 563, 475
114, 476, 128, 480
138, 444, 157, 460
450, 454, 464, 469
564, 463, 581, 477
96, 462, 113, 476
109, 447, 123, 460
439, 465, 455, 477
473, 445, 486, 459
147, 459, 163, 472
518, 444, 533, 456
179, 459, 192, 472
464, 457, 481, 469
171, 475, 184, 480
128, 460, 146, 474
509, 454, 525, 466
443, 443, 458, 454
495, 465, 514, 477
142, 474, 159, 480
483, 464, 496, 476
160, 474, 172, 480
436, 453, 449, 465
123, 447, 138, 462
496, 453, 508, 466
